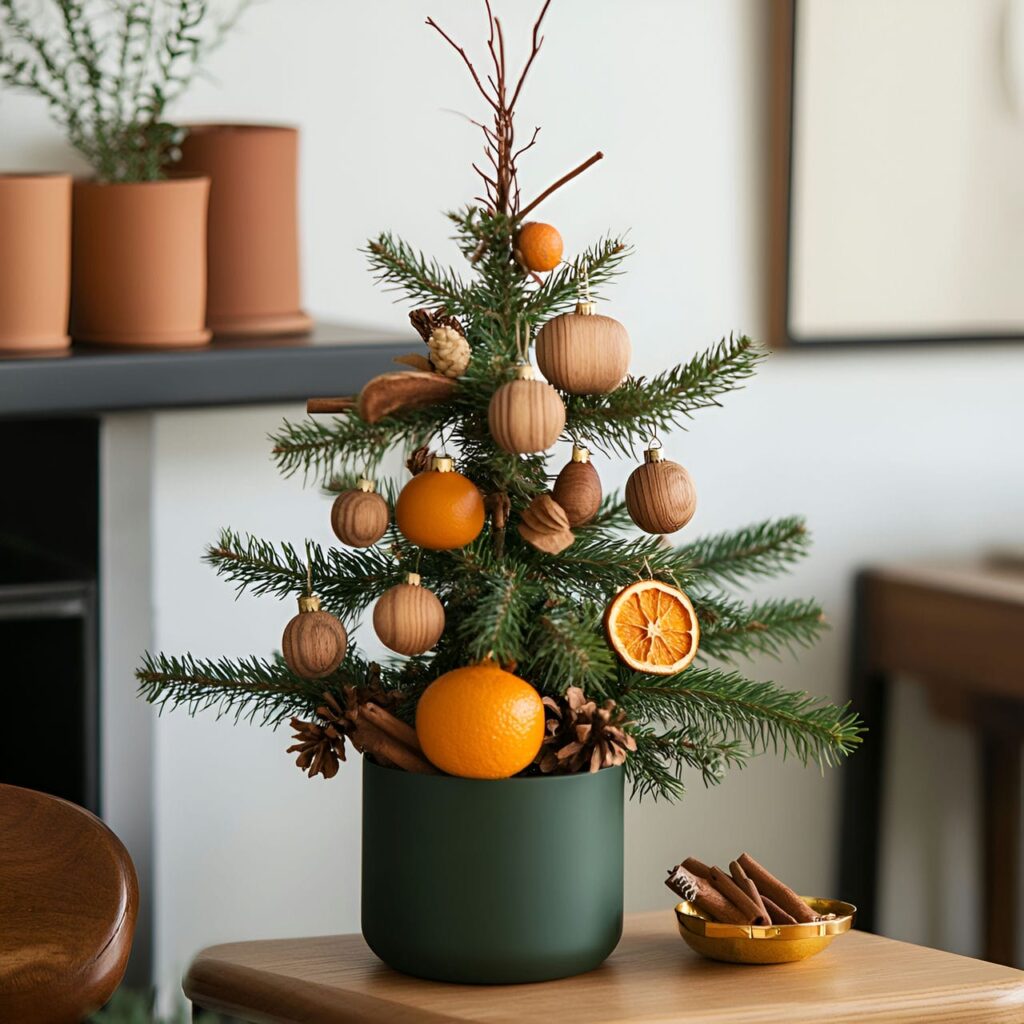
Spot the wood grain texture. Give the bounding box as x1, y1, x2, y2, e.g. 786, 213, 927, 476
0, 784, 138, 1024
535, 311, 631, 395
282, 609, 348, 679
372, 583, 445, 656
552, 458, 602, 526
184, 911, 1024, 1023
331, 489, 389, 548
625, 459, 696, 534
488, 378, 565, 454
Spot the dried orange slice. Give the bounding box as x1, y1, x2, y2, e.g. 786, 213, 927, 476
604, 579, 700, 675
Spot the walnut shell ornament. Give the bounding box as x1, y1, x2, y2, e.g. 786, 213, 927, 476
625, 445, 697, 535
488, 363, 566, 454
535, 300, 632, 395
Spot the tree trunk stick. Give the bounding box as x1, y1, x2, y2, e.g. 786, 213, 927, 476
517, 151, 604, 220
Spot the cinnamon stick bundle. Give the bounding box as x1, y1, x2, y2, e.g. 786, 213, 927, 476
708, 866, 769, 926
736, 852, 817, 924
729, 860, 770, 923
761, 896, 797, 926
349, 712, 436, 775
665, 865, 748, 926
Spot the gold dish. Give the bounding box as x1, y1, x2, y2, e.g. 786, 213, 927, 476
674, 897, 856, 964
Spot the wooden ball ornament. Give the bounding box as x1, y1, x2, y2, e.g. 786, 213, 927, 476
488, 363, 566, 454
536, 299, 632, 395
373, 572, 445, 656
625, 444, 697, 535
282, 595, 348, 679
330, 478, 389, 547
552, 445, 602, 526
394, 455, 485, 550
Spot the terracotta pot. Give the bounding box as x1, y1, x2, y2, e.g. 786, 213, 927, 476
71, 177, 211, 347
0, 174, 72, 352
177, 124, 312, 337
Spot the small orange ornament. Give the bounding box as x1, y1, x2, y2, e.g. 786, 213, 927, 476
516, 221, 563, 273
604, 579, 699, 676
416, 661, 545, 778
395, 455, 485, 550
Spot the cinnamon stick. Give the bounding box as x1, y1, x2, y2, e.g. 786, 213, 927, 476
709, 866, 770, 926
762, 897, 797, 925
306, 397, 356, 414
730, 859, 770, 923
350, 719, 436, 775
359, 702, 422, 754
737, 852, 817, 924
681, 856, 713, 880
665, 865, 747, 926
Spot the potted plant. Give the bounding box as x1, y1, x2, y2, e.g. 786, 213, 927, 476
0, 173, 71, 352
0, 0, 250, 347
177, 124, 314, 338
136, 0, 862, 985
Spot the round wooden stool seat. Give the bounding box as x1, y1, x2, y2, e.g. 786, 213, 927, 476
0, 784, 138, 1024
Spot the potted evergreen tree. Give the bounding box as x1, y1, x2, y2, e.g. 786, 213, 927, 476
0, 0, 249, 346
136, 1, 862, 985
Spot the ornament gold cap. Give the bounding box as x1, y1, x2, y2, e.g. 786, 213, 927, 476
571, 444, 591, 463
432, 455, 454, 473
644, 446, 664, 464
356, 477, 375, 493
575, 300, 596, 316
514, 363, 536, 381
405, 572, 422, 586
298, 594, 322, 613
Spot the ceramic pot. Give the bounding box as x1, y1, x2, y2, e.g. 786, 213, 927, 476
71, 177, 210, 347
177, 124, 312, 337
362, 759, 624, 984
0, 174, 72, 352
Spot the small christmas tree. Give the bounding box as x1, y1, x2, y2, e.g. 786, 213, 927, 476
137, 2, 861, 800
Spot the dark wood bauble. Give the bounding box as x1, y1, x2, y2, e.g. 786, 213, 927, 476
488, 364, 566, 454
536, 301, 632, 395
552, 445, 602, 526
372, 573, 445, 656
331, 478, 389, 547
625, 447, 697, 535
282, 595, 348, 678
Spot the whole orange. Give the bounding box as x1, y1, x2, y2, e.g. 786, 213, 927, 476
416, 663, 545, 778
516, 222, 563, 273
395, 461, 485, 550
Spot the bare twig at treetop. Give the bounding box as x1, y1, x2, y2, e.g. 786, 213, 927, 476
427, 0, 599, 220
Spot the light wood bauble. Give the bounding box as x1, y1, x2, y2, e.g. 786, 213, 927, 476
282, 595, 348, 679
331, 478, 389, 547
535, 301, 631, 395
552, 445, 602, 526
373, 573, 445, 656
625, 446, 697, 535
488, 364, 566, 454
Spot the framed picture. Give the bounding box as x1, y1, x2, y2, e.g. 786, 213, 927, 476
769, 0, 1024, 347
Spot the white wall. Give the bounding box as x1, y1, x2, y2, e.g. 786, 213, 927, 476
5, 0, 1024, 1002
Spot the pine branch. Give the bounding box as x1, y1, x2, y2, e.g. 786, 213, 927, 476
364, 232, 471, 311
694, 594, 825, 662
525, 235, 631, 319
627, 725, 749, 800
619, 667, 863, 770
678, 516, 812, 588
567, 334, 765, 457
518, 600, 618, 695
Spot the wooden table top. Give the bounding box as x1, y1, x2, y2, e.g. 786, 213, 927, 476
184, 911, 1024, 1023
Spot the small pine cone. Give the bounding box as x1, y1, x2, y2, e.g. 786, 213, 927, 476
535, 686, 637, 774
287, 717, 348, 779
428, 326, 471, 378
406, 445, 432, 476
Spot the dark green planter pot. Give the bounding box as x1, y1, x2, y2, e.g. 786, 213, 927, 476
362, 759, 624, 984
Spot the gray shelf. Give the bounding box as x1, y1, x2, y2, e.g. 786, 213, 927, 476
0, 322, 407, 417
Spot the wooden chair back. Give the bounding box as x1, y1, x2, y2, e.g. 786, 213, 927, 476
0, 784, 138, 1024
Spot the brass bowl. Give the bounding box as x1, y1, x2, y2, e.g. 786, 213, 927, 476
674, 897, 856, 965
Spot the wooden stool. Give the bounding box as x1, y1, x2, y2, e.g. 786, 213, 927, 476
0, 783, 138, 1023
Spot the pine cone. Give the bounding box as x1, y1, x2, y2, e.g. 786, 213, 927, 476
535, 686, 637, 774
428, 325, 471, 378
287, 717, 348, 779
406, 445, 432, 475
